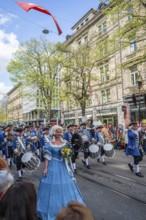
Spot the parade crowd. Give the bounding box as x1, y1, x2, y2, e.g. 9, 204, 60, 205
0, 121, 145, 220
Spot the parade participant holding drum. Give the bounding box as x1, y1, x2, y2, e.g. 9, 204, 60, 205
12, 128, 30, 181
71, 125, 82, 173
94, 125, 107, 165
79, 122, 92, 169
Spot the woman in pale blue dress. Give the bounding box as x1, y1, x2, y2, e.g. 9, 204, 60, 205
37, 125, 85, 220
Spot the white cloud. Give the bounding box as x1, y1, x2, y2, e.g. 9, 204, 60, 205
0, 29, 20, 75
0, 82, 12, 96
0, 13, 18, 25
0, 13, 19, 76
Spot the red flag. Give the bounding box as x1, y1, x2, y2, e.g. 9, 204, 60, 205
16, 2, 62, 35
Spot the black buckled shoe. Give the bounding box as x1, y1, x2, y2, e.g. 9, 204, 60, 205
74, 169, 77, 174
16, 177, 22, 182
82, 160, 86, 166
128, 163, 134, 172
97, 158, 100, 163
86, 165, 90, 169
136, 172, 144, 177
103, 162, 107, 165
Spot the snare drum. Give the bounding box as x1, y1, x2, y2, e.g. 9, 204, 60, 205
21, 152, 40, 170
89, 144, 100, 159
79, 132, 90, 150
103, 143, 115, 158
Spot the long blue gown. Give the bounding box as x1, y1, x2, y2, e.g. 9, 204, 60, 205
37, 142, 85, 220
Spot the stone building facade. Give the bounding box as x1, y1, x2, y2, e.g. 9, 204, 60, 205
61, 3, 146, 127
7, 83, 23, 123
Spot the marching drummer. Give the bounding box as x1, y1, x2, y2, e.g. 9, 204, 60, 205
63, 124, 75, 148
71, 125, 82, 173
40, 127, 51, 161
94, 125, 107, 165
79, 122, 93, 169
12, 128, 30, 181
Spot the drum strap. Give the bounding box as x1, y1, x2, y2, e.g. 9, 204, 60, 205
44, 136, 50, 143
98, 133, 105, 145
17, 137, 26, 151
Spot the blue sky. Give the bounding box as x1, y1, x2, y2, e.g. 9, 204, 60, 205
0, 0, 100, 95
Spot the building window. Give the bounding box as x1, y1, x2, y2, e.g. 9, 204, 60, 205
130, 38, 137, 53
52, 98, 59, 108
77, 39, 81, 47
100, 64, 109, 83
101, 89, 111, 103
98, 20, 107, 36
98, 24, 102, 36
103, 21, 107, 33
84, 35, 88, 43
128, 7, 133, 20
131, 67, 138, 86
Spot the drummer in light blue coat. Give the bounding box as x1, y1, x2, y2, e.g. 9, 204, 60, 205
94, 125, 107, 165
79, 122, 93, 169
126, 122, 144, 177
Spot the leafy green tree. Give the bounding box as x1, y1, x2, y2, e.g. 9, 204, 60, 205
60, 42, 99, 117
7, 38, 63, 123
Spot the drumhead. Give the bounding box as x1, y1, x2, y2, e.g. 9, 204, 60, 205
89, 144, 99, 153
103, 143, 113, 151
79, 132, 89, 142
22, 152, 33, 163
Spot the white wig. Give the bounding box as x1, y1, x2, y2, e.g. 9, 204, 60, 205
51, 125, 63, 135
0, 170, 14, 193
51, 125, 64, 142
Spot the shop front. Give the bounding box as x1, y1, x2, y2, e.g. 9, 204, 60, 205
96, 107, 118, 126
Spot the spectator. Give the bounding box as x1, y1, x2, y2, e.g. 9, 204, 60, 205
55, 201, 94, 220
0, 181, 39, 220
0, 157, 14, 200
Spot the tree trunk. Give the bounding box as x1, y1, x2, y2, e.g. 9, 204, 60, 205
81, 103, 86, 116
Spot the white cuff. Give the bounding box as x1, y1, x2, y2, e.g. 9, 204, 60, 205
44, 154, 51, 161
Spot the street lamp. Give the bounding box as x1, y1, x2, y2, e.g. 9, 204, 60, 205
137, 73, 143, 125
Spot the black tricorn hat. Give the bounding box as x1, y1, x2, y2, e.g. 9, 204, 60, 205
80, 122, 87, 126
25, 126, 30, 129
16, 128, 23, 133
6, 124, 13, 128
129, 122, 137, 127
43, 127, 50, 131
96, 125, 103, 129
67, 124, 75, 128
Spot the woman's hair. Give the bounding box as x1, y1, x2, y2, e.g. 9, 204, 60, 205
56, 206, 80, 220
0, 181, 37, 220
55, 201, 94, 220
0, 157, 8, 170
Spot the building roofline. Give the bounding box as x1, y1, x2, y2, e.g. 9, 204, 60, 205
7, 82, 22, 96
71, 8, 96, 30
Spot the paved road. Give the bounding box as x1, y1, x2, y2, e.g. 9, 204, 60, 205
11, 150, 146, 220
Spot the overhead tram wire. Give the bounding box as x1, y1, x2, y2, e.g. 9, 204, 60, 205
0, 5, 67, 40
10, 0, 74, 28
0, 5, 69, 61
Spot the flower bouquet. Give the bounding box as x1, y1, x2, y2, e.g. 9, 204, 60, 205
61, 146, 72, 159
60, 146, 74, 177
